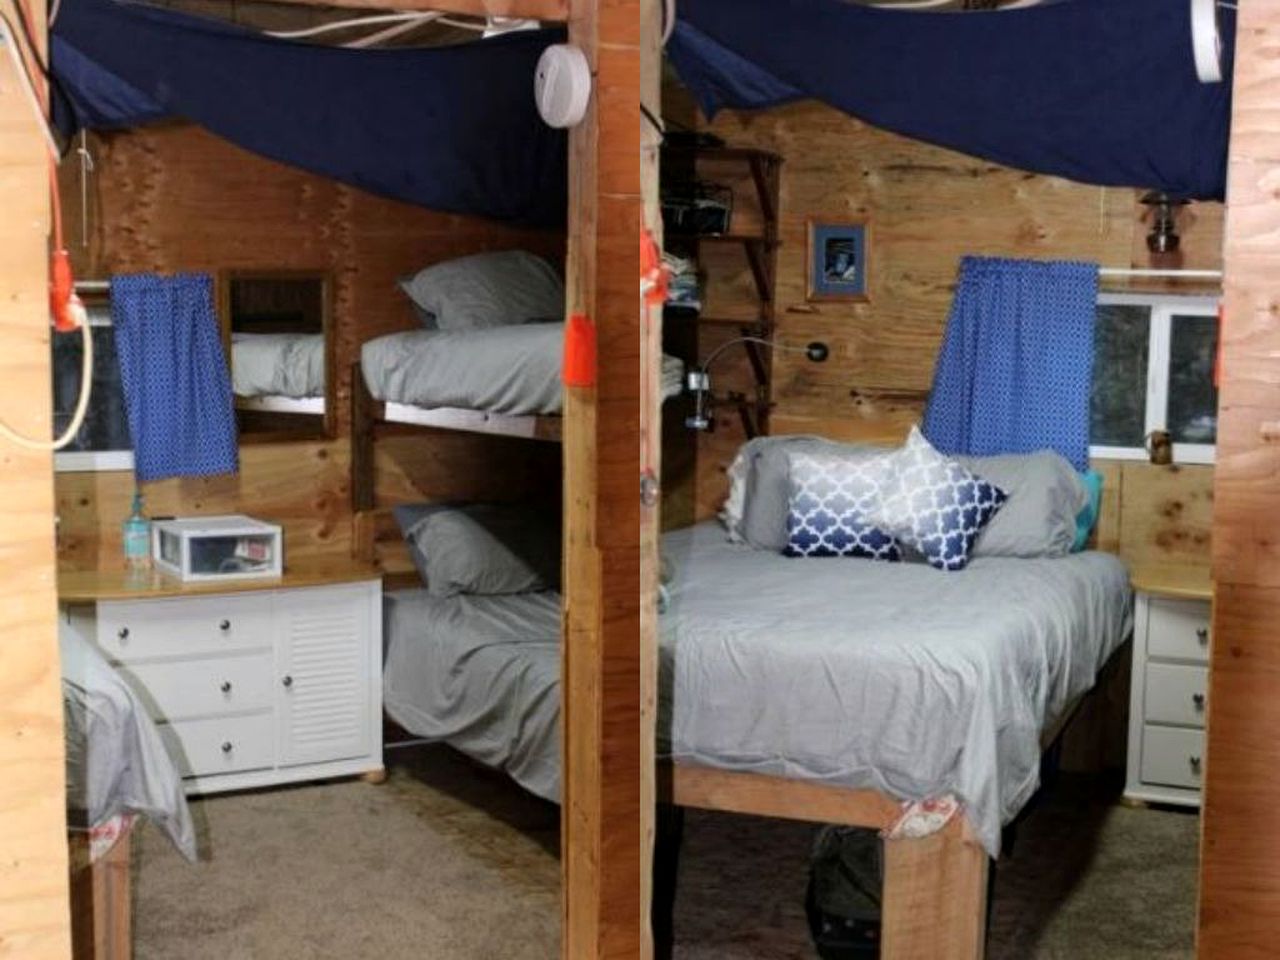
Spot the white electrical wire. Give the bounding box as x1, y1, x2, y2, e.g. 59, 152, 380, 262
0, 317, 94, 451
662, 0, 675, 44
267, 12, 438, 39
0, 5, 96, 451
346, 17, 435, 48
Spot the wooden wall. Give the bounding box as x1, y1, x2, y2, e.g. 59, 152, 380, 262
0, 0, 73, 952
56, 124, 563, 570
661, 91, 1221, 570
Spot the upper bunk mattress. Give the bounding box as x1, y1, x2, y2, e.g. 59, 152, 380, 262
231, 333, 325, 398
659, 521, 1133, 856
383, 588, 561, 803
363, 324, 564, 416
362, 323, 685, 416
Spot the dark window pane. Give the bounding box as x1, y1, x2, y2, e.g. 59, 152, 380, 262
51, 306, 132, 452
1168, 314, 1218, 445
1091, 304, 1150, 447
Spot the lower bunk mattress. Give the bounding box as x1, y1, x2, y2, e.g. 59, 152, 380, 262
383, 521, 1133, 855
362, 322, 684, 416
660, 522, 1133, 855
383, 588, 562, 802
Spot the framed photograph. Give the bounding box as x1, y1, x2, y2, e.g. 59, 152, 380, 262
807, 220, 870, 302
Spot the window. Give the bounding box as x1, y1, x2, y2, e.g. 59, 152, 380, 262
1089, 293, 1219, 464
52, 301, 134, 472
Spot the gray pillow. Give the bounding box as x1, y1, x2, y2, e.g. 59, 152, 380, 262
397, 251, 564, 332
393, 502, 559, 597
954, 450, 1087, 559
732, 435, 892, 550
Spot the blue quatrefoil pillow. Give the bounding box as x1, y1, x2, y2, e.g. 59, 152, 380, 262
867, 427, 1007, 572
784, 450, 902, 561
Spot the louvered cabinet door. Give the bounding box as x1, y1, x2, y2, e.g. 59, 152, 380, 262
275, 583, 376, 768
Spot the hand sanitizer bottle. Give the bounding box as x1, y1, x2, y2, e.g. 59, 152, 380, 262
122, 492, 151, 572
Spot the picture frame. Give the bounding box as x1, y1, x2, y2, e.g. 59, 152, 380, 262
806, 220, 870, 302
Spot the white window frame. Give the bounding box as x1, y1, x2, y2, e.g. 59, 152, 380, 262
1089, 292, 1219, 466
53, 310, 135, 474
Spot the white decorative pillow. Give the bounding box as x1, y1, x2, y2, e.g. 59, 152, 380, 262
865, 427, 1007, 572
784, 450, 901, 561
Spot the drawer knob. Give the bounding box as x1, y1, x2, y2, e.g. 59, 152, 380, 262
1192, 692, 1206, 711
221, 741, 233, 754
282, 675, 294, 688
219, 619, 231, 632
117, 626, 129, 640
1189, 755, 1202, 773
1196, 627, 1209, 644
220, 681, 233, 694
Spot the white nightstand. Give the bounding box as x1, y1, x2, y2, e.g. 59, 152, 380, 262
58, 560, 384, 795
1125, 566, 1212, 807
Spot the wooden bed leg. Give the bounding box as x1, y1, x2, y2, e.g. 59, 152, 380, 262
651, 804, 685, 960
361, 768, 388, 785
880, 818, 989, 960
351, 360, 376, 514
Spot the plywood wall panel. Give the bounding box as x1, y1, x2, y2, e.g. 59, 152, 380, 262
56, 125, 564, 567
668, 94, 1225, 539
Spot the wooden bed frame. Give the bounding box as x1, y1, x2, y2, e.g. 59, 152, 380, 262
349, 360, 561, 518
653, 630, 1125, 960
68, 831, 131, 960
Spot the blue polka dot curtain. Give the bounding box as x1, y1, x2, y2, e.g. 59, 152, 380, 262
923, 257, 1098, 471
111, 273, 238, 483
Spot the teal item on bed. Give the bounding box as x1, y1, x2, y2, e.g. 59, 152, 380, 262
1072, 469, 1104, 552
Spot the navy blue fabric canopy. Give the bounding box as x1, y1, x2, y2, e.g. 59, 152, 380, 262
668, 0, 1235, 200
52, 0, 568, 225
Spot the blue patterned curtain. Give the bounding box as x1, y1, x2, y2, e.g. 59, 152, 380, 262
111, 274, 238, 483
923, 257, 1098, 470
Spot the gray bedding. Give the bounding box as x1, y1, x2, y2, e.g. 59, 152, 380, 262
659, 522, 1133, 856
61, 629, 196, 860
362, 324, 565, 415
382, 588, 561, 802
362, 323, 684, 415
232, 332, 325, 399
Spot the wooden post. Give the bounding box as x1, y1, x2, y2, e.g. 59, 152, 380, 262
1199, 8, 1280, 956
561, 0, 645, 957
882, 819, 989, 960
0, 0, 74, 955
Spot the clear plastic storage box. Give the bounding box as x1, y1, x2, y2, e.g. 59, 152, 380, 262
151, 515, 283, 582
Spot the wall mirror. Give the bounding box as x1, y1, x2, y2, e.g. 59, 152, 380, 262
220, 271, 335, 441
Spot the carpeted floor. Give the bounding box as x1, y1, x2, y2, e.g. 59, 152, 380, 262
132, 749, 1197, 959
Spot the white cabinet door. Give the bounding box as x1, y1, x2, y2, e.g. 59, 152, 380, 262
275, 583, 372, 767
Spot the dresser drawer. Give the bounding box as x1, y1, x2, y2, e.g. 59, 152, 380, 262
1144, 663, 1209, 728
1141, 725, 1205, 790
97, 593, 273, 661
158, 713, 275, 779
1146, 597, 1211, 662
115, 653, 275, 722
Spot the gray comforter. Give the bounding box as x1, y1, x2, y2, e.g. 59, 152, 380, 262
362, 323, 684, 415
383, 589, 561, 802
62, 629, 196, 860
659, 522, 1133, 856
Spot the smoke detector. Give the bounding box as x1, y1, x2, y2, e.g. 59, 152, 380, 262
534, 44, 592, 129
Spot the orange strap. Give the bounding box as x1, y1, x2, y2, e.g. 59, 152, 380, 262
563, 312, 597, 388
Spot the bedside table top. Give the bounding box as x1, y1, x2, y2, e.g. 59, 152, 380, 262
58, 556, 381, 603
1130, 563, 1213, 602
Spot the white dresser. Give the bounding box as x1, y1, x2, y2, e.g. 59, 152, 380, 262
59, 563, 384, 795
1125, 568, 1213, 807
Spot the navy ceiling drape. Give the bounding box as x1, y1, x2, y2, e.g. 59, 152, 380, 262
51, 0, 568, 225
668, 0, 1235, 200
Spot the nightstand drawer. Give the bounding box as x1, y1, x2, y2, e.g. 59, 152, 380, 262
159, 714, 274, 779
1147, 598, 1211, 662
116, 653, 275, 721
1144, 663, 1208, 728
1141, 725, 1205, 790
98, 594, 273, 661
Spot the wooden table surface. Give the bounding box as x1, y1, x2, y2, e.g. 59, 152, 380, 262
1130, 563, 1213, 602
58, 557, 381, 604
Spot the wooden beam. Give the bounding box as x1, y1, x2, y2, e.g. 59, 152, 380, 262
0, 0, 73, 955
882, 818, 988, 960
561, 0, 643, 958
1199, 8, 1280, 957
266, 0, 569, 20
